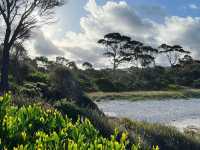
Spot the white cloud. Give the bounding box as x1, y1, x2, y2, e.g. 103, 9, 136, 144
189, 4, 199, 10
157, 16, 200, 58
52, 0, 158, 68
24, 29, 64, 58
30, 0, 200, 68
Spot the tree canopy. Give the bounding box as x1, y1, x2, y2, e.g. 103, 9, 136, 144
0, 0, 64, 92
159, 44, 190, 67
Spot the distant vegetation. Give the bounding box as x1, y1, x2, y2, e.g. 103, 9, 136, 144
0, 31, 199, 99
0, 35, 199, 99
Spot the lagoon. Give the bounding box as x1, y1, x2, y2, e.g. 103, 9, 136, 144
96, 98, 200, 131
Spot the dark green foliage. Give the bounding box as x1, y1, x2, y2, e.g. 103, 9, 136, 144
167, 84, 183, 91
79, 78, 97, 92
95, 78, 116, 92
98, 33, 131, 72
159, 44, 190, 67
46, 66, 101, 111
80, 60, 200, 92
113, 82, 128, 92
192, 79, 200, 88
19, 82, 42, 98
54, 100, 113, 138
26, 72, 48, 83
5, 52, 200, 94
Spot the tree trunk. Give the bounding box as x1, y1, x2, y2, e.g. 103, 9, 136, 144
1, 45, 10, 93
113, 58, 117, 77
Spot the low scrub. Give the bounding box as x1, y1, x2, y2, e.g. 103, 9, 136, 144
117, 119, 200, 150
0, 93, 158, 150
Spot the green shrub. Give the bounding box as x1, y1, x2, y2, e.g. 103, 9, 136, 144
192, 79, 200, 88
167, 84, 183, 91
0, 94, 158, 150
27, 72, 48, 83
79, 79, 97, 92
120, 119, 200, 150
19, 82, 42, 98
113, 82, 127, 92
95, 78, 116, 92
54, 100, 114, 138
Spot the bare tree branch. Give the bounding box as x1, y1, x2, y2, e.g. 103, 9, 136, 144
0, 0, 64, 91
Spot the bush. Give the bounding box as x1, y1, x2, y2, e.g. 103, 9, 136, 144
19, 82, 42, 98
95, 78, 116, 92
167, 84, 183, 91
27, 72, 48, 83
79, 79, 97, 92
113, 82, 127, 92
120, 119, 200, 150
0, 94, 158, 150
192, 79, 200, 88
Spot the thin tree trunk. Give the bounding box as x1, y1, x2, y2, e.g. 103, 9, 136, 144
113, 60, 117, 78
1, 45, 10, 93
0, 25, 12, 93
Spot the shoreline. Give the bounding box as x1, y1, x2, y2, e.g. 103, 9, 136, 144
87, 89, 200, 101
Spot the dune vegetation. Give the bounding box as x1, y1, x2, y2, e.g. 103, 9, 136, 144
0, 93, 161, 150
112, 118, 200, 150
2, 93, 200, 150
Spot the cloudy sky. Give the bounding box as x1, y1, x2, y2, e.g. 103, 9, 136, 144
28, 0, 200, 68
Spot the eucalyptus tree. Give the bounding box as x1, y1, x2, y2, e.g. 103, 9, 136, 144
179, 54, 193, 66
67, 61, 78, 70
82, 62, 93, 70
0, 0, 64, 92
34, 56, 50, 71
122, 40, 158, 68
122, 40, 143, 67
98, 33, 131, 73
56, 56, 69, 66
140, 46, 158, 68
11, 42, 27, 62
159, 44, 190, 67
10, 42, 28, 83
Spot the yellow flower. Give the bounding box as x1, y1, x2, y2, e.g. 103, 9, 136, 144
97, 144, 103, 149
28, 123, 32, 128
47, 109, 51, 113
0, 96, 3, 102
21, 131, 27, 141
39, 117, 45, 123
121, 132, 128, 143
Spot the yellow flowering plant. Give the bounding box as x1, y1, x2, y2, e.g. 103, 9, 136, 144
0, 94, 159, 150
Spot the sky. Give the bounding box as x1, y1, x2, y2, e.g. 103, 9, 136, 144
27, 0, 200, 68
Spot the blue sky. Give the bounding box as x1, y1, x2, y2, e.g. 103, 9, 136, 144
112, 0, 200, 17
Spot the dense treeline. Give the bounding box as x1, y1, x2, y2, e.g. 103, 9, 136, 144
79, 63, 200, 92
0, 32, 200, 99
0, 43, 199, 99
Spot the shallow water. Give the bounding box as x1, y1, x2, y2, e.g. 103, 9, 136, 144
96, 99, 200, 131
